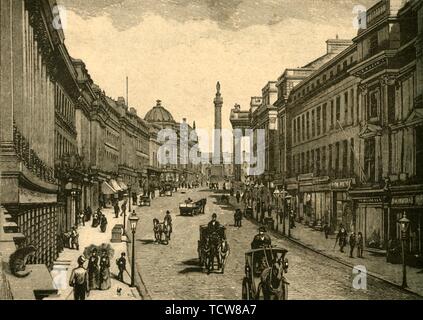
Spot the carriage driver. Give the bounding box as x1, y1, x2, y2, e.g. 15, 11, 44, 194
208, 213, 221, 235
251, 227, 272, 249
251, 227, 272, 274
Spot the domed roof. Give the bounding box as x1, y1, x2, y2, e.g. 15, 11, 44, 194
144, 100, 175, 123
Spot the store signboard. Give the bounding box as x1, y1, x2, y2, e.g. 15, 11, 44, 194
391, 196, 414, 206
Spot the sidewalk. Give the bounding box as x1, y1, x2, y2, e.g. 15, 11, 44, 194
49, 202, 140, 300
229, 196, 423, 297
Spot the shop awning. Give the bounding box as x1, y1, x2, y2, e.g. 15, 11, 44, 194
109, 179, 123, 192
101, 181, 117, 195
117, 181, 128, 191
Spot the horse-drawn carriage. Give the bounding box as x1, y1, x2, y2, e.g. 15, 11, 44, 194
139, 194, 151, 207
179, 198, 207, 216
219, 194, 230, 205
159, 183, 173, 197
197, 225, 229, 274
242, 247, 289, 300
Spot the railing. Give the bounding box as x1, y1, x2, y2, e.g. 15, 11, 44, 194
13, 125, 55, 183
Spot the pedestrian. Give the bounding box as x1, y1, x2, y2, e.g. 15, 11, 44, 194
236, 190, 241, 204
349, 232, 356, 258
87, 249, 99, 290
121, 201, 127, 217
357, 232, 364, 258
116, 252, 127, 283
71, 226, 79, 250
92, 209, 100, 228
234, 209, 242, 227
335, 224, 348, 253
78, 210, 85, 227
289, 210, 296, 228
99, 250, 111, 290
164, 211, 173, 240
85, 206, 92, 222
69, 256, 89, 300
323, 221, 330, 239
114, 202, 120, 219
100, 214, 108, 233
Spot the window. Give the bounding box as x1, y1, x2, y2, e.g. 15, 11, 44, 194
337, 65, 341, 73
302, 115, 305, 141
322, 146, 326, 175
336, 97, 341, 124
306, 151, 310, 173
350, 138, 355, 176
297, 117, 301, 142
328, 144, 333, 176
323, 75, 327, 82
368, 89, 379, 119
330, 71, 333, 78
311, 149, 315, 174
306, 112, 310, 140
343, 60, 347, 70
369, 33, 378, 56
343, 140, 348, 177
416, 127, 423, 179
316, 148, 321, 176
364, 138, 376, 181
301, 152, 305, 173
350, 89, 355, 124
292, 155, 296, 175
293, 119, 297, 144
317, 106, 321, 136
331, 100, 334, 129
322, 103, 327, 133
344, 92, 349, 125
311, 110, 316, 137
335, 142, 340, 176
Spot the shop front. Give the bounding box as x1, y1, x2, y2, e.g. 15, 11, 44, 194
331, 178, 354, 233
350, 188, 388, 250
390, 187, 423, 263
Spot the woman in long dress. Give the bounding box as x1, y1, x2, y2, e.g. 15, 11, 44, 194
100, 214, 108, 233
87, 249, 99, 290
99, 250, 111, 290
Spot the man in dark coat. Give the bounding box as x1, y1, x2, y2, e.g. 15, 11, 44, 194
336, 224, 348, 253
114, 202, 120, 219
236, 191, 241, 204
251, 227, 272, 249
116, 252, 127, 283
349, 232, 357, 258
69, 256, 89, 300
208, 213, 221, 235
164, 211, 173, 240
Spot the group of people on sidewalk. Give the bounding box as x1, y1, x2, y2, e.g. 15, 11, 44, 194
92, 208, 108, 233
69, 250, 128, 300
334, 224, 364, 259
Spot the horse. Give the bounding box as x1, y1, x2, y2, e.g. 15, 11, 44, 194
207, 231, 224, 274
153, 219, 170, 245
258, 257, 289, 300
218, 239, 230, 274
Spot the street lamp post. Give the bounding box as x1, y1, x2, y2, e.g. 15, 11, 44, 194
273, 188, 281, 233
129, 212, 139, 288
398, 212, 410, 288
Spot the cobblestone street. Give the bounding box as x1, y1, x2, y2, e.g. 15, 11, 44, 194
134, 189, 421, 300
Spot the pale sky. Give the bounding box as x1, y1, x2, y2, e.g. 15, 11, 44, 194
57, 0, 374, 138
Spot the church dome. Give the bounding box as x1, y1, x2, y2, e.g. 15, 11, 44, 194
144, 100, 175, 123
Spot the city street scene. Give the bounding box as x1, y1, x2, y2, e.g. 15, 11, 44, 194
1, 0, 423, 301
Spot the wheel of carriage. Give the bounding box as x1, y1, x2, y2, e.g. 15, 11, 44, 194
242, 278, 251, 300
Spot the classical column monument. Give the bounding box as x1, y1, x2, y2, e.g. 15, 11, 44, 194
210, 82, 225, 184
